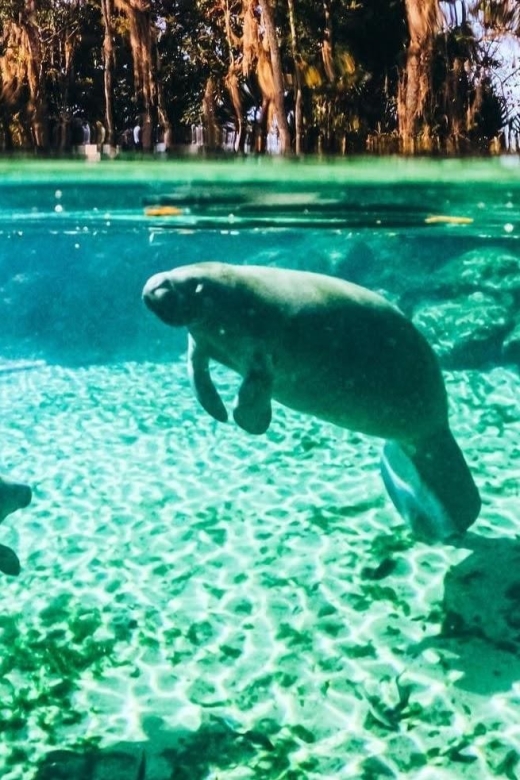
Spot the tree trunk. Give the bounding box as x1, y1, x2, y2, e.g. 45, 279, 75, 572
154, 38, 172, 150
203, 77, 219, 150
222, 0, 246, 152
101, 0, 116, 147
25, 2, 48, 149
287, 0, 303, 154
322, 0, 335, 83
398, 0, 441, 154
225, 68, 246, 152
116, 0, 157, 151
260, 0, 291, 154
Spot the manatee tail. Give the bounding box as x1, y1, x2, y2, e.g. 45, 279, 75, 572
380, 428, 481, 543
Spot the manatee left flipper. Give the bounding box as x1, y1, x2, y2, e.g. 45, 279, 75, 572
0, 544, 20, 576
187, 334, 228, 423
233, 357, 273, 435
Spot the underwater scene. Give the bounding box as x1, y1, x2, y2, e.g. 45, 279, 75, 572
0, 158, 519, 779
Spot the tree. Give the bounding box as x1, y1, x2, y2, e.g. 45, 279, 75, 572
260, 0, 291, 153
0, 0, 49, 149
398, 0, 442, 153
0, 0, 516, 153
114, 0, 170, 150
100, 0, 116, 147
286, 0, 303, 154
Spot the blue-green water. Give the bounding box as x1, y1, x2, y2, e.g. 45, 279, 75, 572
0, 158, 519, 779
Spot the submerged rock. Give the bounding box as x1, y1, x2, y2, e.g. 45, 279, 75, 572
431, 248, 520, 300
395, 247, 520, 368
334, 240, 378, 286
413, 293, 515, 368
502, 321, 520, 365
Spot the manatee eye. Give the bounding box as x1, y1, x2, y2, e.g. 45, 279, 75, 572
183, 278, 204, 297
178, 278, 209, 324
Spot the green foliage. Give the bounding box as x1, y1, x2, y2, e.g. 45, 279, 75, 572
0, 0, 515, 152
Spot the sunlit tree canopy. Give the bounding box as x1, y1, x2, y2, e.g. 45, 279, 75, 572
0, 0, 518, 153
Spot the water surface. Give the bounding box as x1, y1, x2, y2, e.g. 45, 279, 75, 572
0, 158, 519, 779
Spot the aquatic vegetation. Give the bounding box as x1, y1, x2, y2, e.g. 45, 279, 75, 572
0, 607, 118, 762
360, 557, 398, 581
369, 529, 415, 558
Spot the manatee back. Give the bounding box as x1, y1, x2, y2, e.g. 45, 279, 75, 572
191, 264, 448, 442
272, 296, 447, 440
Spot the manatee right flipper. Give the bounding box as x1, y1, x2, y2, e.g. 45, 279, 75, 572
233, 357, 273, 435
187, 334, 228, 423
0, 477, 32, 523
381, 428, 481, 543
0, 544, 20, 576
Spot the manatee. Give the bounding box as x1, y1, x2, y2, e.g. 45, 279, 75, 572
143, 262, 481, 542
0, 476, 32, 576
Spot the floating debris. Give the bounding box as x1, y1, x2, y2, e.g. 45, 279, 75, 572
425, 215, 474, 225
144, 205, 184, 217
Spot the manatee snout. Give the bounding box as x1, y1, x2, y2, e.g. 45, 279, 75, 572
143, 273, 179, 324
0, 477, 32, 524
143, 272, 197, 326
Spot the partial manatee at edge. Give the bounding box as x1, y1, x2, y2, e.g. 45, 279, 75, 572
143, 261, 481, 543
0, 475, 32, 576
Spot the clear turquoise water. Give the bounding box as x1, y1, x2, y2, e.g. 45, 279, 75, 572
0, 158, 519, 779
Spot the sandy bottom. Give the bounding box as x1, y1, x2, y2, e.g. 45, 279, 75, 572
0, 359, 519, 779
